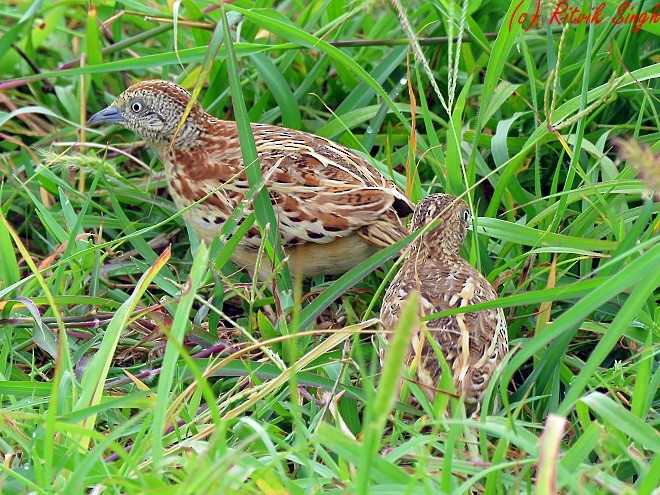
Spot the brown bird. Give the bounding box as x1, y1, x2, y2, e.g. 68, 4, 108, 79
379, 194, 508, 414
88, 80, 412, 279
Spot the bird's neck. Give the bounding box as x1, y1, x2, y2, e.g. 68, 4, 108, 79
410, 230, 464, 259
154, 112, 227, 151
411, 244, 460, 261
149, 125, 202, 152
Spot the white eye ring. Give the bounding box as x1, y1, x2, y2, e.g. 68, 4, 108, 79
462, 209, 470, 222
131, 101, 143, 113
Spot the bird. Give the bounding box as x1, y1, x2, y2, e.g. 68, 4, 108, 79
87, 80, 413, 279
379, 194, 508, 415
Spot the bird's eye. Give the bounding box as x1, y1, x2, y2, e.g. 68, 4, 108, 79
462, 209, 470, 222
131, 101, 143, 113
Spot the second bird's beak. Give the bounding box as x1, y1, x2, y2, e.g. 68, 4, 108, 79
87, 106, 127, 127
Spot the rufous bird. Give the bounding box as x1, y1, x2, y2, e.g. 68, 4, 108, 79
379, 194, 508, 414
88, 80, 413, 279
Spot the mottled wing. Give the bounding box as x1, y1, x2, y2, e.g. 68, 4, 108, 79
171, 121, 411, 248
252, 124, 411, 246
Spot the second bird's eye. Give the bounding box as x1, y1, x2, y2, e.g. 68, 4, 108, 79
462, 209, 470, 222
131, 101, 143, 113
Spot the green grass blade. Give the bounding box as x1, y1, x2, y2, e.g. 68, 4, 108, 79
73, 247, 171, 450
221, 5, 292, 295
152, 242, 209, 468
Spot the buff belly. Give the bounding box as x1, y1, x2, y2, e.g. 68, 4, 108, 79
233, 234, 381, 279
179, 204, 380, 279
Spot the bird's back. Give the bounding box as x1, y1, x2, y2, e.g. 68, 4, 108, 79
380, 253, 508, 413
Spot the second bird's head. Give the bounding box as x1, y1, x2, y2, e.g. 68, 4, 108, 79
410, 194, 472, 255
88, 80, 206, 149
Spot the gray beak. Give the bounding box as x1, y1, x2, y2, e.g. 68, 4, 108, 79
87, 107, 127, 127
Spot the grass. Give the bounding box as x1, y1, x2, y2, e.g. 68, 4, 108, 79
1, 0, 659, 493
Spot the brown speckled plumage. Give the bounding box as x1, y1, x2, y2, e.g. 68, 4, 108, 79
88, 80, 413, 279
379, 194, 508, 414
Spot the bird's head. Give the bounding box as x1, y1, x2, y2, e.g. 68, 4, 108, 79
88, 80, 207, 149
410, 193, 471, 255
